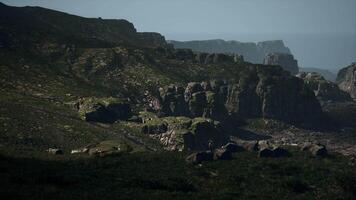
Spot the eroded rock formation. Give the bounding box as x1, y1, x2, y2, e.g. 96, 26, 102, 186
264, 53, 299, 75
150, 66, 322, 124
336, 62, 356, 99
297, 72, 352, 102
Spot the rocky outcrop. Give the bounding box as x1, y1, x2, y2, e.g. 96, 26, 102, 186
299, 67, 336, 82
297, 72, 352, 102
140, 114, 228, 151
168, 39, 291, 64
185, 151, 214, 164
336, 62, 356, 99
151, 66, 322, 124
76, 97, 131, 123
301, 143, 328, 157
264, 53, 299, 75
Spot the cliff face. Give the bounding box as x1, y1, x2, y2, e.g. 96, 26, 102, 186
0, 3, 167, 49
153, 66, 322, 124
336, 62, 356, 99
263, 53, 299, 75
297, 72, 351, 102
168, 39, 291, 64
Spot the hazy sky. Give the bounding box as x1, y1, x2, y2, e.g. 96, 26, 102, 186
3, 0, 356, 34
2, 0, 356, 70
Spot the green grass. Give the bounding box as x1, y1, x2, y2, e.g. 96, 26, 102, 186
0, 149, 354, 200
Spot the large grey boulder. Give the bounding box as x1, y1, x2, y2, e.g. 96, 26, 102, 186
336, 62, 356, 99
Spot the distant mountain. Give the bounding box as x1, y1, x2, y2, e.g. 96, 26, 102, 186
299, 67, 337, 82
167, 39, 291, 64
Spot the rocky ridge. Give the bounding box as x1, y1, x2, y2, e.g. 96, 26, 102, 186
168, 39, 291, 64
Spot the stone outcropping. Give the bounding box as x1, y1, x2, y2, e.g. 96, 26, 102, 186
139, 113, 228, 151
297, 72, 352, 102
76, 97, 131, 123
166, 48, 244, 64
150, 66, 322, 124
336, 62, 356, 99
264, 53, 299, 75
168, 39, 291, 64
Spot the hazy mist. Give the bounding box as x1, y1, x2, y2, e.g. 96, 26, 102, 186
3, 0, 356, 71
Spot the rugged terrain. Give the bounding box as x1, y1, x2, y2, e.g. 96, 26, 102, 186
0, 3, 355, 199
168, 39, 292, 64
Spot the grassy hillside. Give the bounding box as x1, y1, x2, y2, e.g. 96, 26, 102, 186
0, 3, 355, 199
0, 149, 355, 200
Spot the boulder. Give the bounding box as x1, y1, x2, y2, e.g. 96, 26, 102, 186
223, 143, 245, 153
88, 140, 132, 157
302, 143, 328, 157
336, 62, 356, 99
143, 115, 228, 151
272, 146, 289, 157
47, 148, 63, 155
77, 97, 131, 123
258, 148, 274, 158
190, 118, 228, 151
235, 141, 259, 151
263, 53, 299, 75
258, 140, 270, 150
185, 151, 214, 164
213, 148, 232, 160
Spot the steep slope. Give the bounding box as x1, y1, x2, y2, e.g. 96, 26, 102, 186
168, 39, 291, 63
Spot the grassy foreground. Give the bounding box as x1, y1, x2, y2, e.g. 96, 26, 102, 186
0, 149, 355, 200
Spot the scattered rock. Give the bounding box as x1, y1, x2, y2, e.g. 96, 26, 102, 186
302, 143, 328, 157
47, 148, 63, 155
87, 140, 132, 157
213, 148, 232, 160
272, 146, 289, 157
258, 148, 274, 158
185, 151, 214, 164
70, 148, 89, 154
